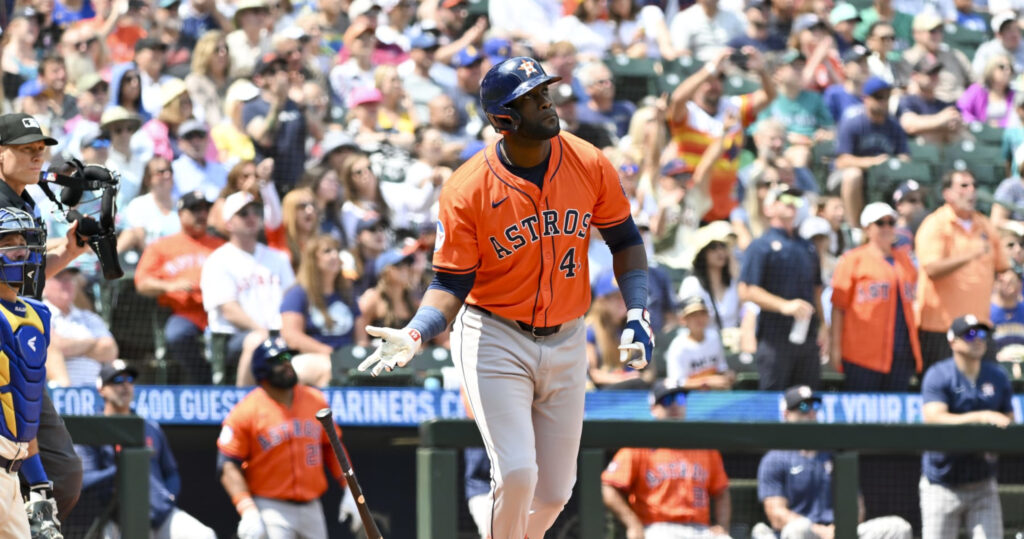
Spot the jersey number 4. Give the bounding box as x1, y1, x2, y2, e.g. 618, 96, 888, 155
559, 248, 579, 278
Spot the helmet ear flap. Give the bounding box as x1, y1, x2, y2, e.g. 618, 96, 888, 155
487, 107, 521, 132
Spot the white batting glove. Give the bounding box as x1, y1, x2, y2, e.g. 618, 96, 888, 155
619, 308, 654, 370
358, 326, 423, 376
339, 488, 363, 532
237, 507, 268, 539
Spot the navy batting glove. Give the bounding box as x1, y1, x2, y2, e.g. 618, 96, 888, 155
619, 308, 654, 370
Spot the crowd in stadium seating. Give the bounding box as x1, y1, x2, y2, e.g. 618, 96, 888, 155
6, 0, 1024, 393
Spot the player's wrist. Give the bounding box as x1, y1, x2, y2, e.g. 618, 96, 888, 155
234, 494, 257, 516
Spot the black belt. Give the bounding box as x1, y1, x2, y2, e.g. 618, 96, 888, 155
469, 305, 562, 337
0, 455, 23, 473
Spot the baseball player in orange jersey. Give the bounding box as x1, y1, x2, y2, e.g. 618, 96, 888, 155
217, 338, 361, 539
358, 56, 654, 538
602, 381, 731, 539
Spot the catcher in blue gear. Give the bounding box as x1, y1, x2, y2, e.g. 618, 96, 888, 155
0, 207, 60, 538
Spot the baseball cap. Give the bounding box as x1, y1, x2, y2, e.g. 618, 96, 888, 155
254, 53, 287, 76
343, 16, 376, 49
947, 314, 993, 341
134, 37, 168, 53
1000, 220, 1024, 239
793, 13, 826, 33
100, 106, 142, 132
763, 186, 804, 208
234, 0, 268, 19
649, 379, 687, 407
679, 295, 709, 316
222, 191, 259, 221
862, 76, 893, 98
452, 46, 484, 68
98, 359, 140, 388
440, 0, 466, 8
177, 190, 212, 211
661, 158, 694, 178
320, 131, 359, 162
829, 2, 860, 25
859, 202, 898, 228
912, 12, 943, 32
912, 54, 943, 74
373, 247, 414, 274
992, 11, 1017, 33
892, 179, 922, 204
226, 79, 261, 103
0, 113, 58, 146
591, 270, 619, 299
784, 385, 821, 411
551, 83, 578, 106
356, 215, 384, 234
691, 220, 733, 263
349, 86, 383, 107
158, 78, 188, 108
75, 73, 108, 95
483, 38, 512, 65
410, 32, 439, 50
80, 125, 111, 150
841, 44, 869, 64
177, 119, 208, 138
799, 215, 832, 239
348, 0, 380, 19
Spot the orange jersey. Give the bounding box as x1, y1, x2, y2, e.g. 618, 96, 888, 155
134, 232, 225, 330
433, 132, 632, 327
914, 204, 1009, 331
602, 447, 729, 527
217, 385, 343, 502
668, 95, 757, 222
830, 243, 922, 373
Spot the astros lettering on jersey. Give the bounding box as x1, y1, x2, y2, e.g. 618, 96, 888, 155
217, 385, 344, 502
433, 131, 632, 328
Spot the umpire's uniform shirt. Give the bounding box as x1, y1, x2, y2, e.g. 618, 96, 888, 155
739, 226, 822, 390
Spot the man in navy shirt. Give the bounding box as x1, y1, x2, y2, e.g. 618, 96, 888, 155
727, 0, 787, 52
920, 315, 1013, 539
895, 55, 963, 145
740, 186, 826, 389
243, 53, 310, 195
823, 45, 869, 124
830, 76, 910, 228
73, 361, 216, 538
575, 62, 636, 141
753, 385, 912, 539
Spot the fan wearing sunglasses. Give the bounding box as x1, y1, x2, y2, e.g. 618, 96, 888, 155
920, 314, 1013, 539
830, 202, 921, 392
602, 380, 732, 539
754, 386, 912, 539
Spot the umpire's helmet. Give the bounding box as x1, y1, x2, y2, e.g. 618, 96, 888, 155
251, 337, 297, 382
480, 56, 561, 132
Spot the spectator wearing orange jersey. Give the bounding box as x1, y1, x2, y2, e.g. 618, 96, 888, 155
830, 202, 922, 392
602, 380, 731, 539
915, 170, 1011, 371
134, 191, 225, 384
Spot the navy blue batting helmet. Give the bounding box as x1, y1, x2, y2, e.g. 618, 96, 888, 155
480, 56, 561, 132
251, 337, 296, 382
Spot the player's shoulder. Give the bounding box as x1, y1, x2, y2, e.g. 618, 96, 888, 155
21, 297, 49, 317
226, 387, 267, 419
557, 131, 609, 165
296, 384, 329, 406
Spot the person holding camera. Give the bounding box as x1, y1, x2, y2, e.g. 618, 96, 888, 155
0, 112, 97, 520
667, 46, 775, 223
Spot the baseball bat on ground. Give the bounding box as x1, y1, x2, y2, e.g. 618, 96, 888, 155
316, 408, 384, 539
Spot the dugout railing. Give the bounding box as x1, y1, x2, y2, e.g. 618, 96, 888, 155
417, 420, 1024, 539
63, 414, 149, 538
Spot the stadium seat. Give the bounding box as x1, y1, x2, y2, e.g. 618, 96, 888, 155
206, 332, 233, 385
810, 139, 838, 189
333, 344, 421, 387
604, 55, 660, 104
942, 25, 990, 59
944, 139, 1004, 190
865, 159, 933, 205
966, 122, 1003, 148
652, 327, 684, 379
723, 75, 760, 96
658, 56, 702, 94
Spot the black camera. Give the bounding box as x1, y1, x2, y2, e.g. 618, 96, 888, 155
729, 50, 748, 71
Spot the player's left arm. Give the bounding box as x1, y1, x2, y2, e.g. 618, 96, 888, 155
45, 219, 92, 277
24, 438, 62, 533
155, 426, 181, 497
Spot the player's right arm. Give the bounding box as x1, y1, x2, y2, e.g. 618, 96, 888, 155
601, 484, 645, 539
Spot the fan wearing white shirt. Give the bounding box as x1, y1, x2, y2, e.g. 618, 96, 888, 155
665, 296, 735, 390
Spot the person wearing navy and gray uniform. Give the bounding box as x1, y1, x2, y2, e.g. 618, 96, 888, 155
753, 386, 912, 539
920, 315, 1013, 539
740, 187, 826, 390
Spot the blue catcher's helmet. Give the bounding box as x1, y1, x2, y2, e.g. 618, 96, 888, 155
251, 336, 297, 382
480, 56, 562, 132
0, 207, 44, 290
